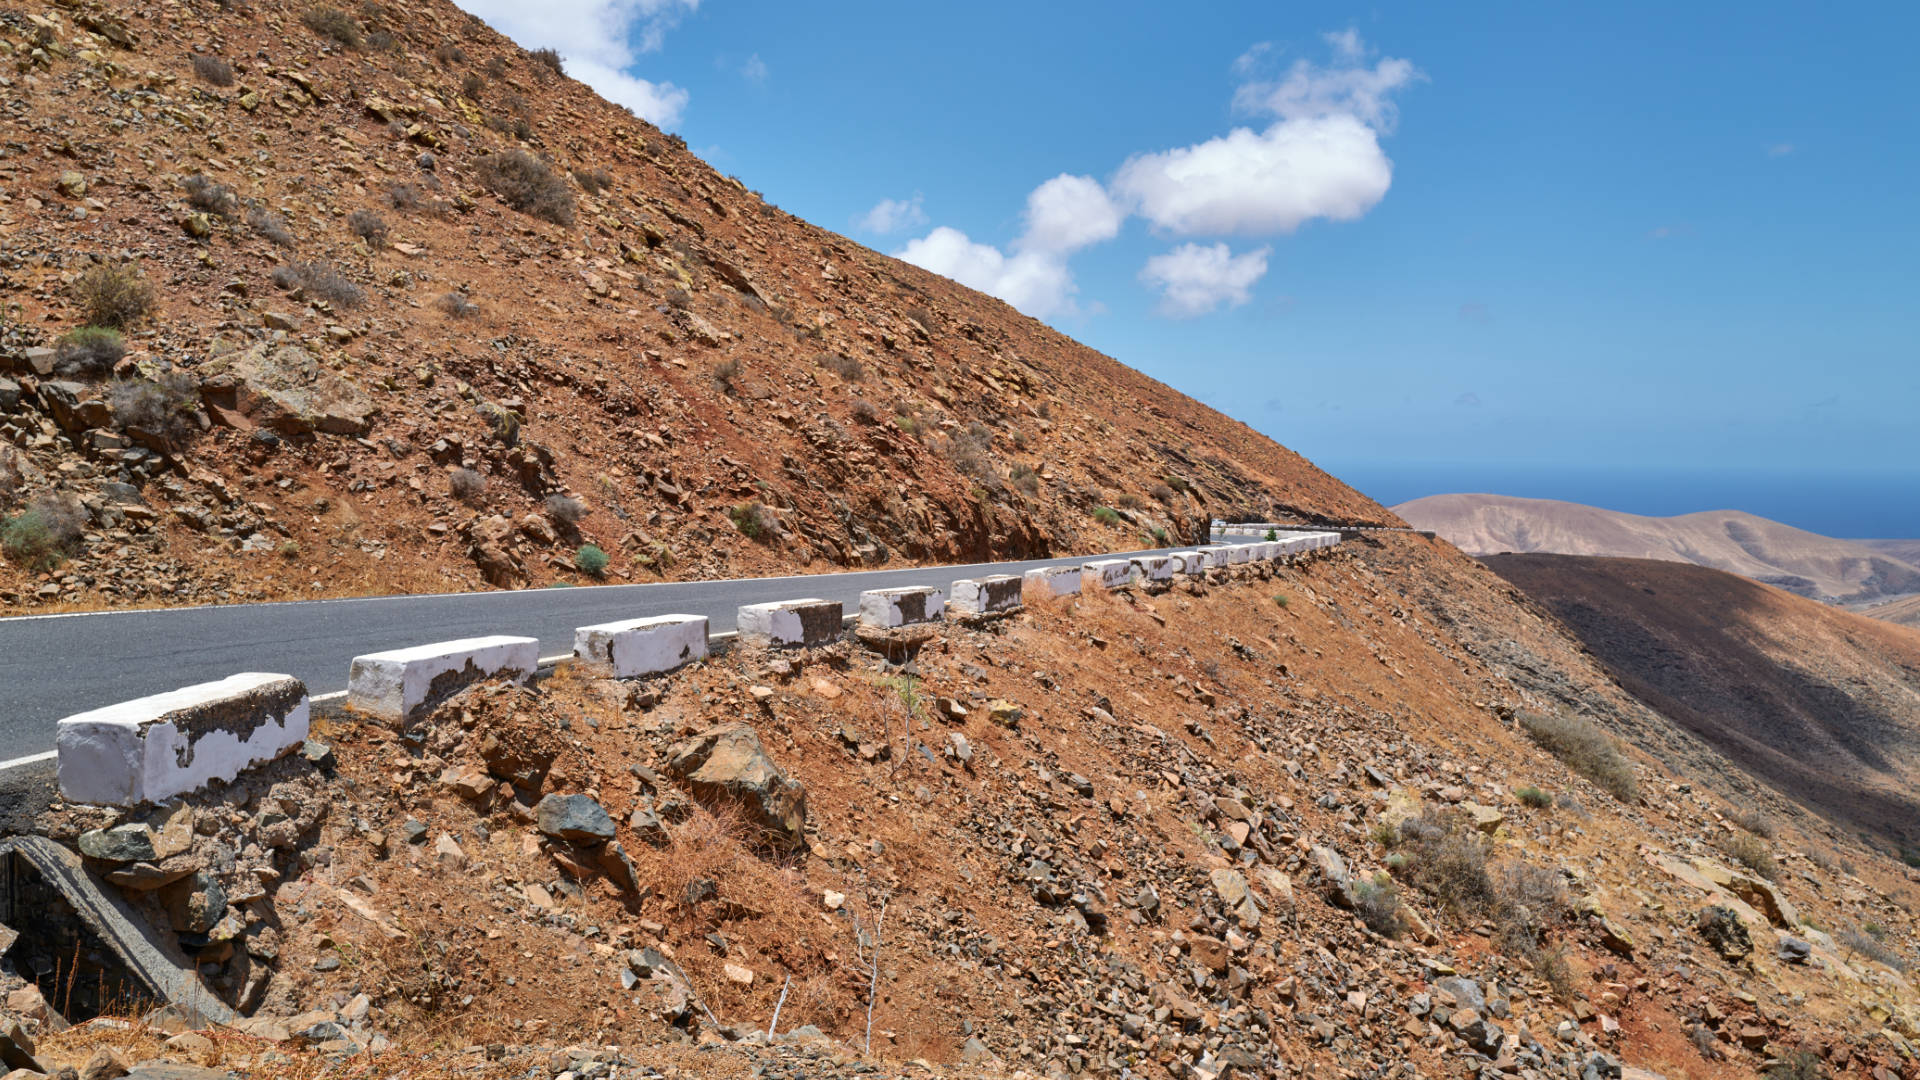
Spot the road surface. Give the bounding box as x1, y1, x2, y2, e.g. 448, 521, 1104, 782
0, 546, 1187, 764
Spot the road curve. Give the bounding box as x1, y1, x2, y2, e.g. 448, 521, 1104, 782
0, 546, 1184, 763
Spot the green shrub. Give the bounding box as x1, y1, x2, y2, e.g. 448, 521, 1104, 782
1518, 710, 1638, 803
574, 544, 608, 577
54, 327, 127, 377
1150, 526, 1170, 544
1263, 527, 1278, 541
1091, 506, 1121, 525
70, 263, 154, 328
1516, 786, 1552, 809
1273, 594, 1290, 609
729, 500, 779, 541
2, 494, 86, 572
475, 150, 575, 226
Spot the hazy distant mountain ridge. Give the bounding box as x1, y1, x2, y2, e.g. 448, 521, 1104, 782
1396, 493, 1920, 605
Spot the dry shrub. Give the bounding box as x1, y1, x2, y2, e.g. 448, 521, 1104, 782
543, 494, 586, 525
347, 208, 389, 247
387, 182, 422, 210
1722, 832, 1778, 881
1398, 812, 1568, 972
247, 204, 296, 247
448, 467, 486, 504
728, 500, 779, 542
301, 6, 363, 48
529, 47, 564, 75
109, 372, 201, 448
191, 54, 234, 86
475, 150, 574, 226
2, 492, 86, 572
1353, 874, 1404, 937
433, 41, 467, 66
183, 174, 240, 219
1010, 463, 1041, 496
274, 260, 364, 308
572, 167, 612, 196
819, 352, 863, 381
1727, 804, 1776, 838
1836, 926, 1910, 972
850, 399, 878, 425
460, 71, 484, 99
71, 263, 154, 328
1518, 710, 1638, 802
710, 357, 743, 395
435, 291, 478, 319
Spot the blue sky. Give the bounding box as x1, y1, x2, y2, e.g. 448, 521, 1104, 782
459, 1, 1920, 534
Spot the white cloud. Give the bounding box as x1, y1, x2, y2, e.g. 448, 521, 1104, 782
897, 227, 1078, 318
1138, 243, 1270, 317
455, 0, 695, 126
1232, 34, 1419, 130
1019, 174, 1124, 254
857, 195, 928, 235
741, 53, 769, 84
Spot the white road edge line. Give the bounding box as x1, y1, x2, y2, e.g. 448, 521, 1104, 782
0, 750, 56, 772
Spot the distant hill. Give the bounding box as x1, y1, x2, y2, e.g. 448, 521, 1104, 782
1485, 553, 1920, 848
1860, 593, 1920, 629
1396, 493, 1920, 605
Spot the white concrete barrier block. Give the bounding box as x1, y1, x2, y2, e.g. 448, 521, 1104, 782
1130, 554, 1175, 584
1082, 559, 1133, 591
737, 598, 844, 648
1225, 545, 1254, 565
57, 673, 310, 807
1168, 551, 1207, 574
1023, 565, 1082, 597
950, 575, 1024, 615
859, 586, 945, 628
349, 635, 539, 723
574, 615, 708, 678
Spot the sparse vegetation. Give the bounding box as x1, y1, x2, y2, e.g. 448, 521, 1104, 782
53, 327, 127, 378
460, 71, 485, 99
433, 41, 467, 66
1518, 710, 1638, 803
301, 7, 364, 49
938, 424, 995, 484
1836, 926, 1910, 972
1722, 832, 1778, 881
273, 260, 365, 308
1115, 493, 1143, 510
109, 372, 201, 447
850, 399, 879, 425
1091, 506, 1122, 526
1150, 526, 1170, 544
248, 205, 296, 247
475, 150, 575, 226
191, 54, 235, 87
1394, 812, 1569, 985
1264, 527, 1279, 541
387, 183, 422, 210
545, 494, 587, 526
2, 493, 86, 572
1516, 785, 1553, 809
1767, 1049, 1826, 1080
1272, 593, 1290, 609
1727, 804, 1776, 838
348, 209, 389, 247
1010, 464, 1041, 496
435, 291, 479, 319
729, 500, 780, 542
530, 47, 565, 75
449, 467, 486, 505
711, 357, 744, 395
71, 263, 154, 328
184, 174, 240, 219
820, 353, 863, 381
1150, 482, 1177, 504
574, 544, 609, 577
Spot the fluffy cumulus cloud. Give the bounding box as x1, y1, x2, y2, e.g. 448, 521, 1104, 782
897, 227, 1078, 319
898, 31, 1415, 320
1138, 243, 1271, 317
857, 195, 928, 235
455, 0, 695, 125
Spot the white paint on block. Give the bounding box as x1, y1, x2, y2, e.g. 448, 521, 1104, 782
1023, 565, 1082, 597
1225, 545, 1254, 565
56, 673, 310, 807
348, 635, 539, 723
859, 587, 945, 628
737, 598, 844, 648
950, 575, 1024, 614
1130, 555, 1175, 584
1082, 559, 1134, 590
574, 614, 709, 678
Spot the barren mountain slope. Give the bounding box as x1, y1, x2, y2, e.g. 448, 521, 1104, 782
0, 0, 1386, 612
1397, 493, 1920, 604
1485, 552, 1920, 851
1860, 593, 1920, 630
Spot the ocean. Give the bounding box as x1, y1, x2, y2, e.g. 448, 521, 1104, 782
1326, 464, 1920, 540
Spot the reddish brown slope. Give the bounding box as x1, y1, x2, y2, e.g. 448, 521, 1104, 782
1485, 552, 1920, 849
0, 0, 1389, 612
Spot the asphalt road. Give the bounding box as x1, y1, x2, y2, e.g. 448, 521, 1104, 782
0, 545, 1186, 763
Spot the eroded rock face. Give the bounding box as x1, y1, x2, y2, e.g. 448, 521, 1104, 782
199, 342, 376, 436
665, 724, 807, 850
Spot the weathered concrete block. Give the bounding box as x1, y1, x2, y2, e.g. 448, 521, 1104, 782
1225, 545, 1254, 565
574, 614, 708, 678
348, 635, 539, 723
1130, 554, 1175, 585
737, 598, 843, 648
950, 575, 1024, 615
859, 586, 945, 628
1023, 565, 1082, 597
1082, 559, 1134, 591
57, 673, 310, 806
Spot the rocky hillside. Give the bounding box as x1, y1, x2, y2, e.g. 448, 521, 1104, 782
0, 0, 1385, 612
1397, 494, 1920, 607
10, 544, 1920, 1080
1485, 552, 1920, 855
